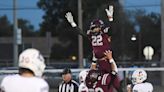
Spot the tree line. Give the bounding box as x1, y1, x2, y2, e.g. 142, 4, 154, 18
0, 0, 161, 62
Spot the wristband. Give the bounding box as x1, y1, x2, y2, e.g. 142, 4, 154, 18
71, 22, 77, 27
109, 59, 114, 63
108, 16, 113, 21
111, 71, 117, 75
92, 60, 96, 64
91, 62, 96, 65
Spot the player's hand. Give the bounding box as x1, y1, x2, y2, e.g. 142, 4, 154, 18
65, 12, 74, 23
127, 84, 132, 92
105, 5, 114, 21
104, 50, 113, 60
65, 12, 77, 27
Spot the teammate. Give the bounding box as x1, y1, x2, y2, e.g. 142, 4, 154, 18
78, 69, 89, 92
65, 5, 122, 92
84, 50, 121, 92
85, 69, 114, 92
127, 69, 153, 92
0, 48, 49, 92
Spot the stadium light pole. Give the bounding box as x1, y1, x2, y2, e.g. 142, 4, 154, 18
138, 28, 142, 61
134, 24, 141, 61
13, 0, 18, 66
78, 0, 83, 68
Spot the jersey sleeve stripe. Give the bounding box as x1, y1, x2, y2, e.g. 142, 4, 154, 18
102, 74, 109, 85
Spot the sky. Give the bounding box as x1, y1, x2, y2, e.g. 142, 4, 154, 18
0, 0, 161, 30
124, 0, 161, 13
0, 0, 44, 30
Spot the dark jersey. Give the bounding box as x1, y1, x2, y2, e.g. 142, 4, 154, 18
95, 60, 122, 92
97, 59, 112, 74
72, 26, 113, 73
86, 73, 121, 92
72, 26, 111, 59
86, 73, 112, 92
87, 27, 111, 59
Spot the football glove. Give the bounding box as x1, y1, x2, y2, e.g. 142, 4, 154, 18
105, 5, 114, 21
65, 12, 77, 27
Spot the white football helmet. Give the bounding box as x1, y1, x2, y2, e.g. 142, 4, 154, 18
79, 70, 89, 83
132, 69, 147, 84
19, 48, 46, 77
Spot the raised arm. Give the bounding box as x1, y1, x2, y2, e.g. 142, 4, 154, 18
104, 50, 118, 75
105, 5, 114, 42
90, 52, 97, 70
65, 12, 87, 37
105, 5, 114, 21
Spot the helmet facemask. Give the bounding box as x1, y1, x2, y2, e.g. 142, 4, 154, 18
132, 69, 147, 84
90, 19, 104, 35
85, 69, 100, 87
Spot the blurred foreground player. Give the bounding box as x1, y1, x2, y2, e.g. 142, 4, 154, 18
0, 48, 49, 92
127, 69, 153, 92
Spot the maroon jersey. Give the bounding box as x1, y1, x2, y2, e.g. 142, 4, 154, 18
87, 27, 111, 59
86, 73, 112, 92
95, 60, 122, 92
86, 71, 121, 92
97, 59, 112, 74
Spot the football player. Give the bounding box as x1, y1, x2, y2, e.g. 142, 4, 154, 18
85, 69, 114, 92
79, 69, 89, 92
127, 69, 153, 92
0, 48, 49, 92
86, 50, 121, 92
65, 5, 122, 92
65, 5, 114, 73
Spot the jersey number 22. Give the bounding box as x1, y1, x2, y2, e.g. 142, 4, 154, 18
91, 35, 103, 46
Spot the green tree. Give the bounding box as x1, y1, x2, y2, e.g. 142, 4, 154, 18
135, 11, 161, 60
0, 15, 37, 37
37, 0, 78, 36
0, 15, 12, 37
18, 19, 37, 37
37, 0, 135, 60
